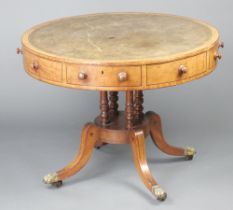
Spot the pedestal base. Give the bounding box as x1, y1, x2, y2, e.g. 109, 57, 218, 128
94, 111, 150, 144
43, 110, 196, 201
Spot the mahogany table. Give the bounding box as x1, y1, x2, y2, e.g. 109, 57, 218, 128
18, 13, 223, 201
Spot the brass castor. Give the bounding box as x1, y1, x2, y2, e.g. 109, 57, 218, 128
51, 180, 63, 188
184, 147, 196, 160
152, 185, 167, 201
185, 155, 194, 160
43, 173, 63, 187
95, 143, 108, 150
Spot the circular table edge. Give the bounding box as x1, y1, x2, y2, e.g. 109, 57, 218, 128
21, 12, 221, 91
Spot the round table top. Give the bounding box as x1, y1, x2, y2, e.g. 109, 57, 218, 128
23, 13, 219, 65
21, 13, 221, 91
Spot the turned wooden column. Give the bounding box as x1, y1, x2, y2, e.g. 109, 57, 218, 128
135, 90, 144, 121
100, 91, 109, 126
125, 91, 134, 129
109, 91, 119, 116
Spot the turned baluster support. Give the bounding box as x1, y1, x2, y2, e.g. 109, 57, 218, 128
100, 91, 110, 126
125, 91, 134, 129
109, 91, 119, 116
135, 90, 144, 121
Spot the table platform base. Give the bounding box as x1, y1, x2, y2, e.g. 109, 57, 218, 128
43, 91, 196, 201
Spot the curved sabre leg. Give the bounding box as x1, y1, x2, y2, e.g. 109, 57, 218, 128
130, 129, 167, 201
146, 111, 196, 160
43, 123, 99, 187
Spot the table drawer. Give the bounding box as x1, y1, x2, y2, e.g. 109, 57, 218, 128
66, 64, 142, 87
146, 52, 207, 85
208, 44, 219, 70
23, 50, 63, 82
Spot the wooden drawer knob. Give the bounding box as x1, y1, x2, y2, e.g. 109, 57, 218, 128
118, 72, 128, 82
31, 61, 39, 71
178, 65, 187, 75
78, 72, 87, 80
214, 53, 222, 60
219, 41, 224, 49
16, 48, 23, 54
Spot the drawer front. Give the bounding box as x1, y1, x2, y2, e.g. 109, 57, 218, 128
146, 52, 207, 85
66, 64, 142, 87
208, 44, 219, 70
23, 50, 62, 82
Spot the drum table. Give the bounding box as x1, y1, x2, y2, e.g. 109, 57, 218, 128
18, 13, 223, 201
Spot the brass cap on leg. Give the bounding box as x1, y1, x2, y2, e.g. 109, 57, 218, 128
152, 185, 167, 201
43, 172, 59, 184
184, 147, 196, 160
